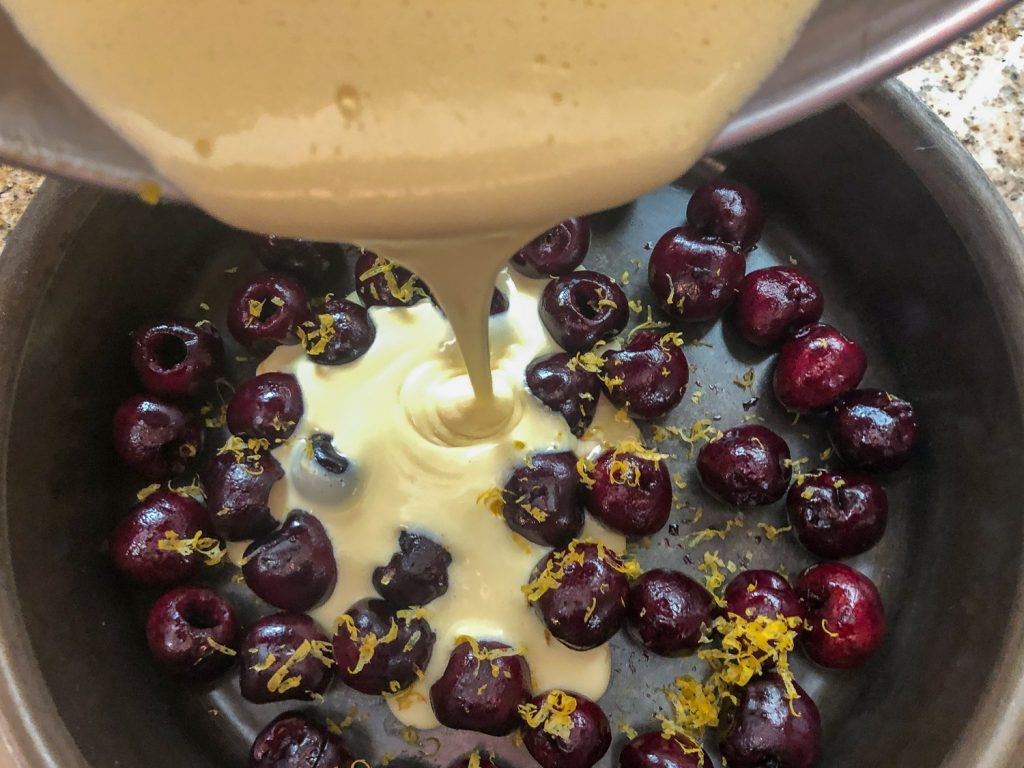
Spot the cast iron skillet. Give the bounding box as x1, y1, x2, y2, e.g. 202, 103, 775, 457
0, 81, 1022, 768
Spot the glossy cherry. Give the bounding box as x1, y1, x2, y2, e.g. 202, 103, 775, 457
724, 570, 805, 627
146, 586, 238, 682
512, 217, 591, 278
827, 389, 919, 472
601, 330, 688, 419
540, 271, 628, 353
240, 612, 334, 703
242, 510, 337, 611
227, 372, 304, 441
248, 711, 353, 768
697, 425, 792, 507
733, 267, 824, 347
289, 433, 354, 506
300, 298, 375, 365
526, 352, 602, 437
648, 226, 745, 322
787, 471, 888, 558
112, 395, 203, 480
132, 319, 223, 398
429, 638, 532, 736
502, 451, 584, 547
228, 272, 311, 348
521, 690, 611, 768
373, 531, 452, 607
202, 449, 284, 541
355, 251, 428, 307
797, 562, 886, 669
247, 234, 338, 285
686, 178, 766, 251
333, 598, 435, 695
110, 490, 215, 587
626, 569, 715, 655
529, 540, 630, 650
620, 732, 710, 768
718, 673, 821, 768
583, 446, 671, 537
773, 323, 867, 413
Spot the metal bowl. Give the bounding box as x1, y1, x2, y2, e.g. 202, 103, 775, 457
1, 81, 1023, 768
0, 0, 1017, 196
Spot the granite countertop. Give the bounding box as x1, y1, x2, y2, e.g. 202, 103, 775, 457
1, 7, 1021, 251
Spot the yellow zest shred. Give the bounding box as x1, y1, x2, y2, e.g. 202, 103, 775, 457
199, 301, 211, 312
686, 516, 744, 547
628, 306, 670, 340
618, 721, 639, 740
157, 530, 225, 566
691, 391, 704, 404
205, 638, 236, 656
659, 675, 721, 739
614, 406, 631, 423
400, 726, 419, 746
800, 487, 814, 500
576, 456, 596, 488
476, 487, 505, 517
819, 447, 833, 461
672, 474, 687, 491
757, 523, 792, 541
336, 614, 398, 675
523, 539, 641, 601
466, 752, 482, 768
358, 254, 425, 303
628, 299, 644, 313
734, 368, 756, 390
678, 419, 725, 459
697, 551, 728, 606
251, 653, 276, 672
136, 483, 161, 501
518, 689, 578, 741
821, 619, 840, 638
659, 331, 684, 349
583, 597, 598, 623
247, 298, 266, 320
298, 312, 337, 356
621, 270, 631, 285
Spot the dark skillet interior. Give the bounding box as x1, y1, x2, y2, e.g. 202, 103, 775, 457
3, 89, 1023, 768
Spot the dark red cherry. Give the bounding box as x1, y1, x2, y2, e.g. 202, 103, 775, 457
773, 323, 867, 413
686, 178, 766, 251
373, 531, 452, 607
202, 448, 284, 541
697, 425, 792, 507
620, 732, 710, 768
249, 711, 353, 768
146, 586, 237, 682
601, 330, 688, 419
583, 445, 671, 536
355, 251, 429, 307
112, 395, 203, 480
300, 298, 375, 365
228, 272, 311, 349
502, 451, 584, 547
110, 490, 215, 587
521, 690, 611, 768
512, 218, 591, 278
429, 638, 531, 736
333, 598, 435, 695
626, 569, 715, 655
528, 540, 630, 650
733, 267, 824, 347
290, 432, 354, 505
724, 570, 805, 627
240, 612, 333, 703
827, 389, 919, 472
526, 352, 602, 438
242, 510, 337, 611
797, 562, 885, 669
247, 234, 338, 285
540, 271, 628, 353
227, 372, 304, 441
648, 226, 745, 322
718, 673, 821, 768
131, 319, 223, 399
787, 471, 888, 559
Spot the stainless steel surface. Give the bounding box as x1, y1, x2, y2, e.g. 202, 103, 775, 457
1, 80, 1024, 768
0, 0, 1018, 198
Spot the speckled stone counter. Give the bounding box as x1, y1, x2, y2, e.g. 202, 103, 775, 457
1, 6, 1022, 251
